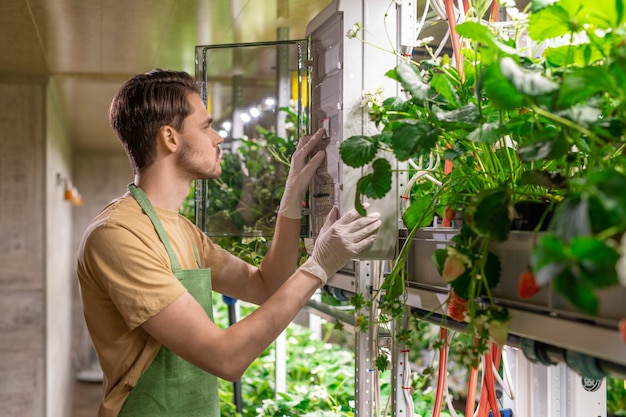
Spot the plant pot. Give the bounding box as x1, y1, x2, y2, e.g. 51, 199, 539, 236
512, 200, 553, 232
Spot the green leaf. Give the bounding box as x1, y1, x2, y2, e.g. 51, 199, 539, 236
340, 135, 379, 167
553, 271, 599, 316
544, 43, 605, 67
499, 57, 559, 97
434, 103, 480, 130
449, 270, 472, 300
569, 236, 620, 287
432, 248, 448, 275
528, 4, 573, 42
395, 61, 432, 100
575, 0, 626, 28
467, 122, 502, 145
403, 196, 436, 229
531, 234, 570, 286
381, 271, 404, 300
558, 66, 617, 108
354, 195, 367, 217
390, 122, 440, 161
549, 194, 592, 241
430, 72, 460, 108
356, 158, 392, 199
518, 134, 569, 161
586, 169, 626, 225
450, 251, 501, 299
483, 251, 503, 293
531, 0, 560, 12
456, 21, 519, 57
465, 187, 512, 241
482, 62, 525, 110
518, 170, 568, 189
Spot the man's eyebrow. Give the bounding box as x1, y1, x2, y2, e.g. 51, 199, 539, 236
202, 116, 213, 127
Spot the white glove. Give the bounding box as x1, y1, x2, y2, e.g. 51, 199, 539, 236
278, 128, 328, 219
300, 206, 382, 284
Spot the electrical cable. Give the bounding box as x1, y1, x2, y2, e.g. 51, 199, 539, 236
430, 0, 449, 20
401, 155, 442, 212
370, 260, 383, 417
445, 378, 462, 417
433, 29, 451, 59
456, 0, 466, 22
495, 347, 515, 401
403, 348, 415, 417
415, 0, 432, 43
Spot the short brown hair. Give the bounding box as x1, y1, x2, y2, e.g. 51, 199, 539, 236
109, 69, 200, 172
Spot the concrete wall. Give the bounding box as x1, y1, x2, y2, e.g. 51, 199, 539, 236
71, 152, 133, 375
0, 77, 131, 417
45, 78, 74, 417
0, 81, 47, 416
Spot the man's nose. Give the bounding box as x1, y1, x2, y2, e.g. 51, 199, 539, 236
212, 129, 224, 145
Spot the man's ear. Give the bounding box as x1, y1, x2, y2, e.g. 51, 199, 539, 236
158, 125, 179, 153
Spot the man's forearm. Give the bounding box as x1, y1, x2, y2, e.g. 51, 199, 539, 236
257, 215, 303, 293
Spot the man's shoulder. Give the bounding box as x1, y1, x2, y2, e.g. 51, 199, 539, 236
82, 196, 152, 243
93, 196, 148, 226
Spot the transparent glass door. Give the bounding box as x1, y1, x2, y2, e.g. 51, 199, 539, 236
194, 40, 309, 237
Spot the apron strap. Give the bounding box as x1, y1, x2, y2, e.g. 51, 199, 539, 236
128, 184, 182, 271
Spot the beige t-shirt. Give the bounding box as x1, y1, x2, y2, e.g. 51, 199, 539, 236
77, 194, 231, 417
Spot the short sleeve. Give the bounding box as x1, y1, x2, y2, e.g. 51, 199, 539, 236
81, 222, 187, 330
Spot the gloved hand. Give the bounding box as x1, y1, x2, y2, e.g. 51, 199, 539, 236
278, 128, 328, 219
300, 206, 382, 284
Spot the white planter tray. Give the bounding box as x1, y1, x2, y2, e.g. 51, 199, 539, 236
401, 227, 626, 326
400, 227, 626, 369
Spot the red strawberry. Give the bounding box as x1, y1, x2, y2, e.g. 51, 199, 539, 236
619, 318, 626, 344
518, 270, 540, 299
444, 206, 456, 222
442, 252, 466, 283
447, 290, 468, 322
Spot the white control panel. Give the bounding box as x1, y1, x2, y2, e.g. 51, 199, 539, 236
306, 0, 409, 260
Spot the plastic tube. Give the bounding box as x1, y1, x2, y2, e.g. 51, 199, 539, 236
466, 364, 479, 417
432, 328, 449, 417
444, 0, 465, 82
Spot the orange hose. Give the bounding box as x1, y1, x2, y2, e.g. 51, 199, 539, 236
444, 0, 465, 82
466, 364, 479, 416
432, 328, 449, 417
440, 152, 454, 227
485, 347, 500, 417
488, 345, 502, 415
439, 0, 463, 228
476, 344, 502, 417
490, 0, 500, 22
477, 376, 489, 417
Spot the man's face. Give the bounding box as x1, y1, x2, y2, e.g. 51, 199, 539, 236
176, 93, 223, 180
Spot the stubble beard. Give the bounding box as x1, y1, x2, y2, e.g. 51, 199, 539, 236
177, 141, 221, 180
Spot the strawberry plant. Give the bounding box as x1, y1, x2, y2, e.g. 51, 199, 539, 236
342, 0, 626, 362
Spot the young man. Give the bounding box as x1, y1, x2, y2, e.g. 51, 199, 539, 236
77, 69, 381, 417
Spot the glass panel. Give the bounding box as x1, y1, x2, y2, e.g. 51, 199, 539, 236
194, 40, 309, 237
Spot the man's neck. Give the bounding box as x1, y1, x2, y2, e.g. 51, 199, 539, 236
133, 168, 191, 212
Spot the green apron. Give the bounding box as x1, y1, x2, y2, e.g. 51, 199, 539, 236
119, 184, 219, 417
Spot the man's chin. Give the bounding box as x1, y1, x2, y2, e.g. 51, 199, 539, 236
196, 170, 221, 180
